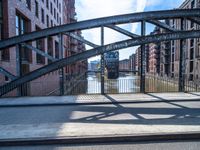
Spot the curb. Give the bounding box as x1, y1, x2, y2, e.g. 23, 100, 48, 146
0, 132, 200, 146
0, 98, 200, 107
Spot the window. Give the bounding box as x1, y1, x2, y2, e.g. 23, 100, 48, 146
57, 13, 59, 23
24, 0, 31, 9
16, 14, 29, 35
0, 0, 3, 40
172, 63, 174, 72
15, 15, 19, 35
46, 0, 49, 9
50, 2, 53, 14
16, 14, 31, 62
46, 15, 49, 27
198, 44, 200, 57
35, 0, 39, 17
54, 8, 56, 19
1, 0, 10, 61
51, 20, 53, 27
190, 61, 194, 72
5, 76, 9, 82
0, 20, 2, 40
0, 0, 2, 19
56, 0, 58, 8
191, 0, 195, 9
190, 48, 194, 60
59, 3, 61, 12
190, 39, 194, 47
41, 8, 44, 23
191, 21, 194, 29
172, 54, 174, 62
55, 41, 59, 59
47, 37, 53, 64
36, 26, 45, 64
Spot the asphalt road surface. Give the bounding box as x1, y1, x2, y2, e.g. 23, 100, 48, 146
0, 100, 200, 125
1, 141, 200, 150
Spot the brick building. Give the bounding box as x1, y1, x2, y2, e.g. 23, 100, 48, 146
135, 47, 141, 74
170, 0, 200, 82
129, 53, 136, 72
119, 59, 130, 71
0, 0, 87, 96
160, 20, 171, 77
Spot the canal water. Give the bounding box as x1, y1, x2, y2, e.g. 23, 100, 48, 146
87, 73, 140, 94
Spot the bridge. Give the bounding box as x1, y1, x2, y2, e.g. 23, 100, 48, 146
0, 9, 200, 146
0, 9, 200, 96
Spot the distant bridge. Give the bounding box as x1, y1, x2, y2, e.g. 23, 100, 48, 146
0, 9, 200, 96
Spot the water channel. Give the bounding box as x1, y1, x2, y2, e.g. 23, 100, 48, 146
87, 73, 140, 94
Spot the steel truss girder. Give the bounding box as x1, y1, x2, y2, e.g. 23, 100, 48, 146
147, 20, 178, 32
0, 9, 200, 49
21, 43, 57, 61
1, 30, 200, 96
0, 67, 16, 80
64, 32, 98, 48
106, 24, 139, 38
187, 17, 200, 25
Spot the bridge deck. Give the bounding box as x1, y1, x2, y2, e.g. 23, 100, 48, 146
0, 92, 200, 144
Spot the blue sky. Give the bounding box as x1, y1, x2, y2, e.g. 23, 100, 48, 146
75, 0, 185, 61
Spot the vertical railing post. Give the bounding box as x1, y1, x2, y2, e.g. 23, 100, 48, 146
101, 26, 105, 94
59, 33, 64, 95
179, 18, 185, 92
16, 44, 22, 96
140, 21, 146, 93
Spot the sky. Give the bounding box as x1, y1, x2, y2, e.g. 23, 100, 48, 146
75, 0, 185, 61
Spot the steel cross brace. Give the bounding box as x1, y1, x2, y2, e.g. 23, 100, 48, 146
147, 20, 178, 32
0, 67, 16, 80
106, 24, 140, 38
64, 32, 98, 48
21, 43, 57, 61
187, 17, 200, 25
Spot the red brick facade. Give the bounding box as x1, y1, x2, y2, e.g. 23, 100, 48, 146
0, 0, 87, 96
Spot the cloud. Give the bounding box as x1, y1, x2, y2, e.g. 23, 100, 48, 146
146, 0, 162, 7
146, 0, 185, 9
76, 0, 147, 60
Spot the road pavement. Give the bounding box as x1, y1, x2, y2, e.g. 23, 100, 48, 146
1, 141, 200, 150
0, 92, 200, 145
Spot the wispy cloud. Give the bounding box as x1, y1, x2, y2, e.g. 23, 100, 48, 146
76, 0, 147, 60
76, 0, 184, 60
146, 0, 185, 10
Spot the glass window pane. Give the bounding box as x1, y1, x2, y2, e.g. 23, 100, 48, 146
16, 27, 19, 35
16, 15, 19, 28
0, 0, 2, 18
0, 23, 2, 39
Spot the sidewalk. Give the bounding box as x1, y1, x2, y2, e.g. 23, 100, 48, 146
0, 92, 200, 146
1, 92, 200, 106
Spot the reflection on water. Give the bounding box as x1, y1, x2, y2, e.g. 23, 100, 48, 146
87, 73, 140, 94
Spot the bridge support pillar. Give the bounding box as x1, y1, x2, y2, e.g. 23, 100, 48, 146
178, 19, 186, 92
59, 33, 64, 95
101, 26, 105, 95
140, 21, 146, 93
